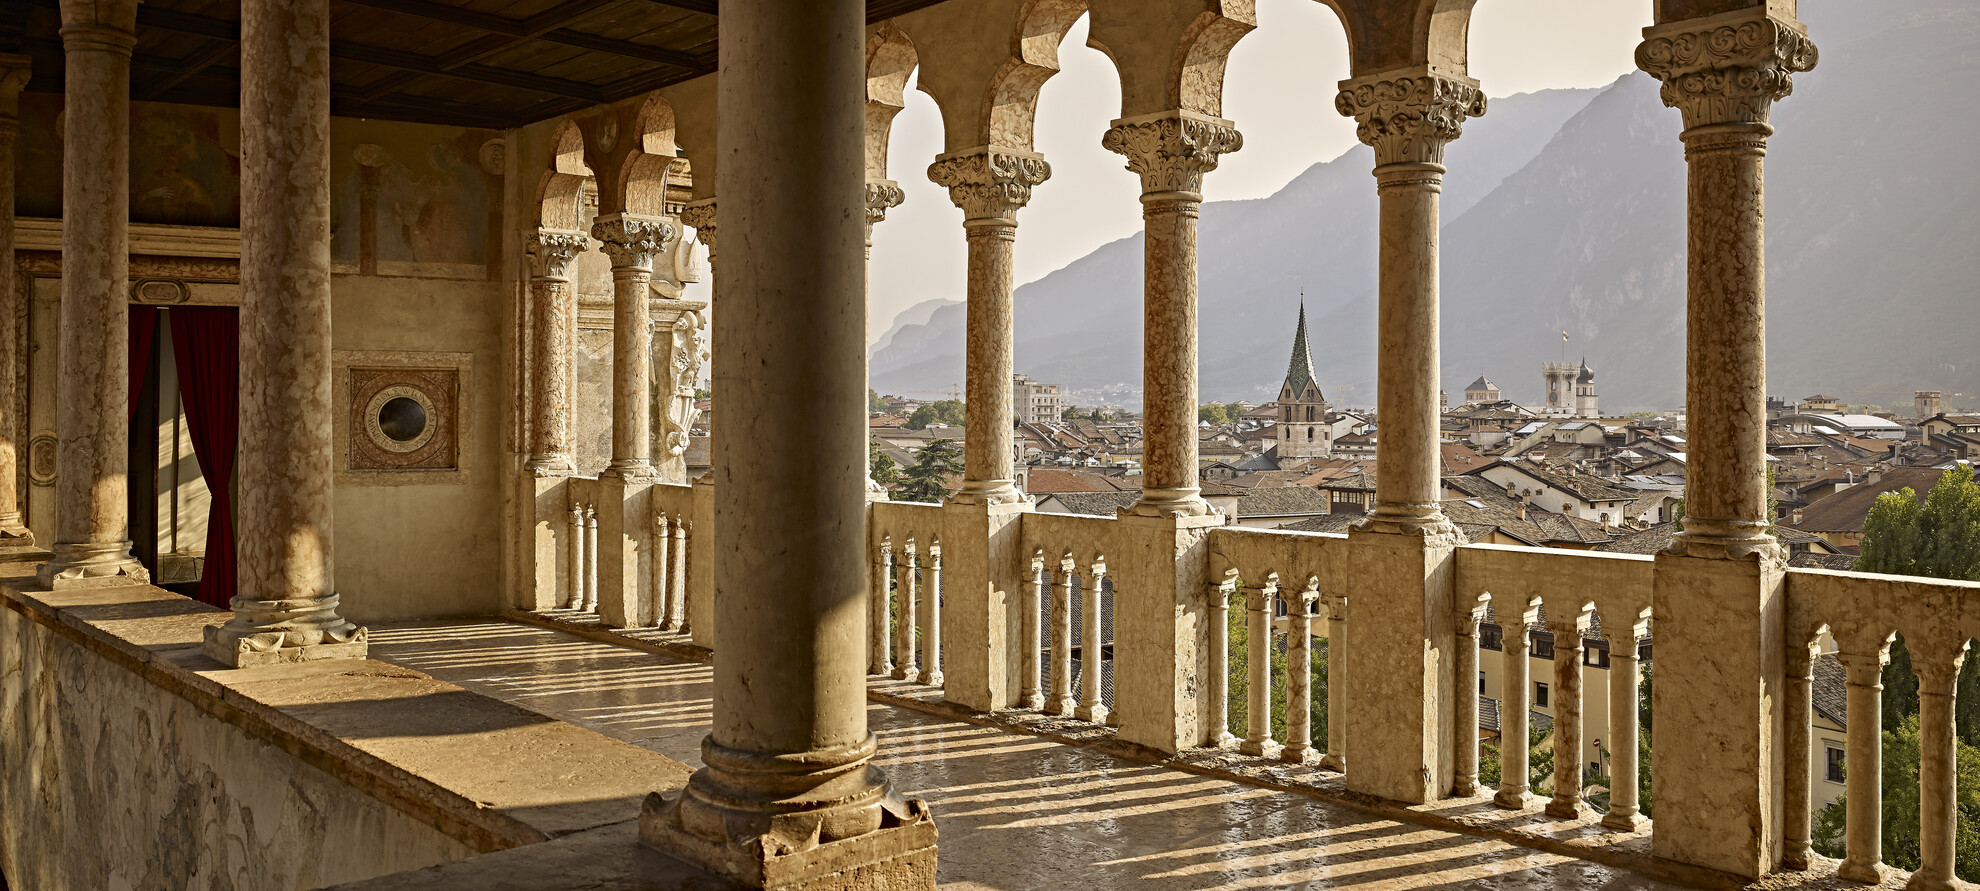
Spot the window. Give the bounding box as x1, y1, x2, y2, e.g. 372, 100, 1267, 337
1305, 406, 1315, 422
1825, 745, 1846, 783
1479, 672, 1487, 696
1535, 682, 1550, 708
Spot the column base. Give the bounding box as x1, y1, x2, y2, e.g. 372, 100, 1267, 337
1236, 737, 1279, 758
1280, 743, 1314, 763
1319, 753, 1345, 771
947, 481, 1024, 506
1074, 703, 1109, 724
1544, 796, 1582, 819
1125, 487, 1212, 518
1493, 789, 1531, 810
202, 593, 369, 667
1836, 859, 1885, 885
1602, 809, 1645, 832
37, 541, 148, 589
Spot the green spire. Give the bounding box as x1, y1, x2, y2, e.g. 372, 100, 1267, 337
1285, 298, 1319, 401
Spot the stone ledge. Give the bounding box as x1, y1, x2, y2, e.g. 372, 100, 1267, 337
0, 565, 697, 861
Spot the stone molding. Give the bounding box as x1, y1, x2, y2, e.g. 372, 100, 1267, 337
1636, 8, 1817, 130
864, 179, 905, 226
526, 229, 587, 281
1101, 111, 1242, 197
927, 148, 1050, 223
589, 214, 675, 271
1335, 69, 1485, 168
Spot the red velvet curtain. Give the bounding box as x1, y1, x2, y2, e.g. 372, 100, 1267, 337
129, 306, 159, 419
169, 307, 240, 608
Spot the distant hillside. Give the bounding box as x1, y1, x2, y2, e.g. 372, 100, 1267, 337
871, 0, 1980, 414
870, 86, 1604, 402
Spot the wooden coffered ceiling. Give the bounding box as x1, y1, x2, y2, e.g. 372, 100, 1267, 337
4, 0, 955, 130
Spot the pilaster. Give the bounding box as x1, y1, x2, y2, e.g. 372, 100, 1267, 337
938, 499, 1029, 710
1110, 510, 1223, 752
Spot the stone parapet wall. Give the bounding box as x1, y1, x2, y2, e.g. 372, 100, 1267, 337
0, 555, 693, 890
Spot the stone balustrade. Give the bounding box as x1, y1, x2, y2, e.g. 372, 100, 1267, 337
870, 500, 945, 686
550, 476, 697, 634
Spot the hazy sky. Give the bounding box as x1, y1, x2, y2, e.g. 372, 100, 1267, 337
845, 0, 1655, 343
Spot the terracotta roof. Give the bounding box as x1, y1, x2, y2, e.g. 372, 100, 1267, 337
1234, 486, 1334, 519
1040, 491, 1139, 516
1813, 654, 1847, 728
1024, 468, 1133, 494
1790, 466, 1958, 533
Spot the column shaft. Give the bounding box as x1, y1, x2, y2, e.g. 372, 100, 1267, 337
1102, 112, 1240, 518
0, 57, 31, 544
1283, 594, 1316, 762
1452, 609, 1482, 795
1238, 586, 1275, 755
1546, 617, 1586, 818
927, 151, 1044, 506
1780, 641, 1812, 862
42, 0, 145, 586
1205, 584, 1236, 746
1837, 648, 1887, 884
593, 214, 673, 479
1911, 651, 1966, 891
526, 233, 585, 472
1496, 620, 1533, 809
205, 0, 366, 665
644, 4, 934, 873
1604, 635, 1645, 830
1321, 598, 1347, 771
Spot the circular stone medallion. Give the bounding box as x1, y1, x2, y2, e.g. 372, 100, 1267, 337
364, 386, 437, 454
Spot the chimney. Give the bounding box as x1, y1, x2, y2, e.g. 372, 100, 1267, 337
1515, 499, 1527, 521
1868, 468, 1883, 485
1791, 508, 1804, 526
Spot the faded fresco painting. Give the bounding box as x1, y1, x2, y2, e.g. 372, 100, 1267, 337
332, 123, 501, 270
12, 95, 241, 227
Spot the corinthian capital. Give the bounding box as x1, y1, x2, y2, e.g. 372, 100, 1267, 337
590, 213, 675, 270
1101, 111, 1243, 196
927, 148, 1051, 222
527, 229, 588, 280
1636, 8, 1817, 130
865, 180, 906, 226
1335, 69, 1486, 168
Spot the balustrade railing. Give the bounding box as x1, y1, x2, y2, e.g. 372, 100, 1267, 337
1785, 568, 1980, 887
546, 476, 696, 632
1206, 527, 1350, 766
1018, 511, 1121, 724
870, 501, 945, 687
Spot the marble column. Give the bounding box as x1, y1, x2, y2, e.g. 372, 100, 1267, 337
639, 0, 935, 883
1495, 616, 1533, 809
1334, 71, 1482, 536
1283, 589, 1319, 763
864, 181, 903, 498
1545, 612, 1587, 818
40, 0, 147, 588
1835, 645, 1888, 883
1638, 9, 1815, 876
525, 231, 587, 474
1780, 640, 1814, 864
0, 55, 32, 547
1102, 112, 1240, 518
1451, 601, 1485, 795
1603, 629, 1647, 831
592, 214, 674, 481
205, 0, 365, 666
927, 150, 1046, 506
1335, 68, 1482, 805
1909, 643, 1966, 891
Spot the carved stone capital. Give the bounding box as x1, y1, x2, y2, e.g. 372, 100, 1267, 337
679, 199, 717, 254
1636, 8, 1817, 130
1335, 69, 1485, 168
590, 214, 675, 271
927, 148, 1050, 223
1101, 111, 1242, 196
864, 179, 906, 226
527, 229, 587, 280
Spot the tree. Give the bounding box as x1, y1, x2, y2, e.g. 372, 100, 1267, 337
906, 399, 965, 431
1198, 403, 1231, 426
1812, 715, 1980, 882
894, 439, 962, 504
1224, 590, 1326, 747
1857, 464, 1980, 742
869, 388, 886, 413
870, 441, 899, 492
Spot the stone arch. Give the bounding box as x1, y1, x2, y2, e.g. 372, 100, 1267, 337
535, 119, 590, 230
1170, 4, 1257, 117
866, 21, 919, 180
1088, 0, 1252, 118
1310, 0, 1476, 78
982, 0, 1086, 151
617, 93, 682, 217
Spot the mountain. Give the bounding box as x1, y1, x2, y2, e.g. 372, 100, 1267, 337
870, 86, 1603, 403
874, 0, 1980, 414
869, 297, 961, 363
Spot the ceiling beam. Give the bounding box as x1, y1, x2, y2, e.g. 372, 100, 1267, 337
642, 0, 719, 17
137, 39, 237, 101
333, 0, 705, 70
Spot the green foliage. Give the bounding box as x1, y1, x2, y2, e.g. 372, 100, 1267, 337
869, 441, 900, 491
1672, 498, 1684, 532
905, 399, 965, 430
894, 439, 962, 504
1856, 463, 1980, 582
1637, 661, 1654, 816
693, 387, 712, 400
1626, 411, 1660, 420
1811, 715, 1980, 881
1199, 403, 1232, 426
869, 388, 886, 413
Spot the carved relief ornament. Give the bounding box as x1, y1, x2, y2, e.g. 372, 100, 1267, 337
1335, 70, 1486, 168
591, 214, 676, 270
1635, 9, 1817, 130
865, 180, 906, 226
527, 229, 588, 280
927, 149, 1051, 222
1101, 113, 1243, 196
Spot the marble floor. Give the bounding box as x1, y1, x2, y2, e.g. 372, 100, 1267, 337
369, 619, 1689, 891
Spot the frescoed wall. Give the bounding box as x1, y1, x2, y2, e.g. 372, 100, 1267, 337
14, 95, 241, 226
332, 120, 504, 277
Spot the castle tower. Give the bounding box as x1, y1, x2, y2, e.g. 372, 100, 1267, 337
1277, 302, 1331, 459
1573, 358, 1599, 417
1542, 361, 1577, 415
1917, 390, 1943, 419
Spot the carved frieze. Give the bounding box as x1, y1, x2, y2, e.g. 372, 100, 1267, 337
927, 149, 1051, 222
526, 229, 588, 281
1335, 70, 1485, 168
1101, 113, 1243, 195
1636, 9, 1817, 129
590, 214, 676, 271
